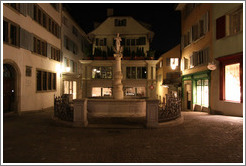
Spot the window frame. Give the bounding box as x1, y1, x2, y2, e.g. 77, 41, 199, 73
36, 69, 57, 92
3, 18, 20, 47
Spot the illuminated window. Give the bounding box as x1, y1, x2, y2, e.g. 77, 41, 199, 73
195, 79, 209, 107
124, 87, 146, 97
92, 87, 112, 97
170, 58, 179, 70
225, 64, 240, 102
63, 81, 77, 99
217, 53, 243, 103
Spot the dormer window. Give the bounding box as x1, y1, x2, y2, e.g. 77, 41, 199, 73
115, 19, 127, 26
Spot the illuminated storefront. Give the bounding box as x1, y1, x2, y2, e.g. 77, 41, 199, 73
182, 70, 211, 111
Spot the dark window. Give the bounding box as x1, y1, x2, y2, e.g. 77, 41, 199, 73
36, 70, 42, 91
42, 13, 46, 28
126, 39, 130, 46
48, 72, 52, 90
115, 19, 127, 26
36, 70, 56, 92
216, 15, 226, 40
4, 20, 19, 47
33, 37, 47, 57
53, 73, 56, 90
72, 26, 78, 37
131, 39, 135, 46
126, 67, 147, 79
3, 20, 8, 42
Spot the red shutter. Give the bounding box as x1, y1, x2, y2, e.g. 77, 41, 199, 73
216, 15, 226, 39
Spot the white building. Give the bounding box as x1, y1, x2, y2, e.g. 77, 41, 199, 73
80, 10, 158, 99
3, 3, 62, 113
211, 3, 243, 116
61, 8, 91, 99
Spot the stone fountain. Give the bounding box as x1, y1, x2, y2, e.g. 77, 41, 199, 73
73, 33, 159, 128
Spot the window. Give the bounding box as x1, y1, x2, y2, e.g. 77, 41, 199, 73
190, 47, 209, 68
95, 38, 107, 46
92, 66, 112, 79
3, 19, 19, 46
217, 53, 243, 103
216, 6, 243, 39
192, 24, 199, 41
33, 37, 47, 56
170, 58, 179, 70
72, 26, 78, 37
64, 81, 77, 99
195, 79, 209, 107
26, 66, 32, 77
36, 70, 56, 92
115, 19, 127, 26
124, 87, 146, 97
229, 6, 243, 35
33, 4, 60, 38
62, 16, 68, 27
6, 3, 20, 12
92, 87, 112, 97
51, 47, 60, 62
126, 67, 147, 79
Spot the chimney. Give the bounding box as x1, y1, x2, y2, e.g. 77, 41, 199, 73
107, 8, 114, 17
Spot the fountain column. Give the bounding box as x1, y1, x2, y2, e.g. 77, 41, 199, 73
113, 33, 124, 100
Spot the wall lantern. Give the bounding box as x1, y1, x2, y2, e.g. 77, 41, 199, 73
66, 67, 71, 72
207, 61, 217, 70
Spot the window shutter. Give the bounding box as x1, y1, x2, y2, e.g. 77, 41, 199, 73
216, 15, 226, 39
166, 58, 170, 66
204, 11, 209, 33
190, 55, 193, 67
47, 43, 51, 59
20, 28, 33, 51
19, 3, 27, 16
27, 3, 34, 19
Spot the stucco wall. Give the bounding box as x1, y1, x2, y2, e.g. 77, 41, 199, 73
211, 3, 243, 116
3, 4, 62, 112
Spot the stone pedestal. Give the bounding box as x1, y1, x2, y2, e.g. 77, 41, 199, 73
73, 99, 88, 127
113, 53, 124, 100
146, 99, 159, 128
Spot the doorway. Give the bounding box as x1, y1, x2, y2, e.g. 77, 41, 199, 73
184, 82, 192, 110
3, 64, 17, 113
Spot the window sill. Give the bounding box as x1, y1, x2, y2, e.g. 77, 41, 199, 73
3, 42, 20, 49
222, 100, 241, 104
36, 90, 57, 93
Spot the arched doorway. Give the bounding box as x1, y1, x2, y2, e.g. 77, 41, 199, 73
3, 64, 17, 113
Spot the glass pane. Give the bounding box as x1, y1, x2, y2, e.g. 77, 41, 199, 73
92, 87, 101, 97
196, 86, 202, 105
53, 73, 56, 90
126, 67, 131, 79
136, 87, 145, 97
10, 24, 17, 45
142, 67, 147, 79
125, 87, 135, 96
36, 71, 42, 91
48, 73, 52, 90
137, 67, 141, 79
102, 88, 112, 97
3, 21, 8, 42
73, 81, 77, 99
202, 85, 209, 107
69, 81, 73, 94
225, 63, 240, 102
43, 72, 47, 90
132, 67, 136, 79
64, 81, 69, 94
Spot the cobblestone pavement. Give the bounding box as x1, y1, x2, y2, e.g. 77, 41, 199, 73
3, 109, 243, 163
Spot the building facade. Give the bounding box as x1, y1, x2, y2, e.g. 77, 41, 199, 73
80, 13, 158, 99
3, 3, 62, 113
156, 44, 181, 104
176, 3, 212, 112
211, 3, 243, 116
61, 8, 90, 99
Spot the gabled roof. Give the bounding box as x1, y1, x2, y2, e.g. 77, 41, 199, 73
88, 16, 154, 39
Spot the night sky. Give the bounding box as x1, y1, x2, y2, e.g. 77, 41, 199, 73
64, 3, 181, 58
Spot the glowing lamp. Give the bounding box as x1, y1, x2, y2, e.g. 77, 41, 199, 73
66, 67, 71, 72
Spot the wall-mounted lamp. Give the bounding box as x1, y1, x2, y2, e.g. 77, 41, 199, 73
66, 67, 71, 72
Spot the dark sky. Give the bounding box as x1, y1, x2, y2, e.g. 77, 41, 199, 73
64, 3, 181, 57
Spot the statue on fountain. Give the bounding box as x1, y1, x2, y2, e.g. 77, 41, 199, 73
114, 33, 123, 57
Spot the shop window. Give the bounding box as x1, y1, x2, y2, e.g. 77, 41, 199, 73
92, 66, 112, 79
217, 53, 243, 103
64, 81, 77, 99
225, 64, 240, 102
194, 79, 209, 107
